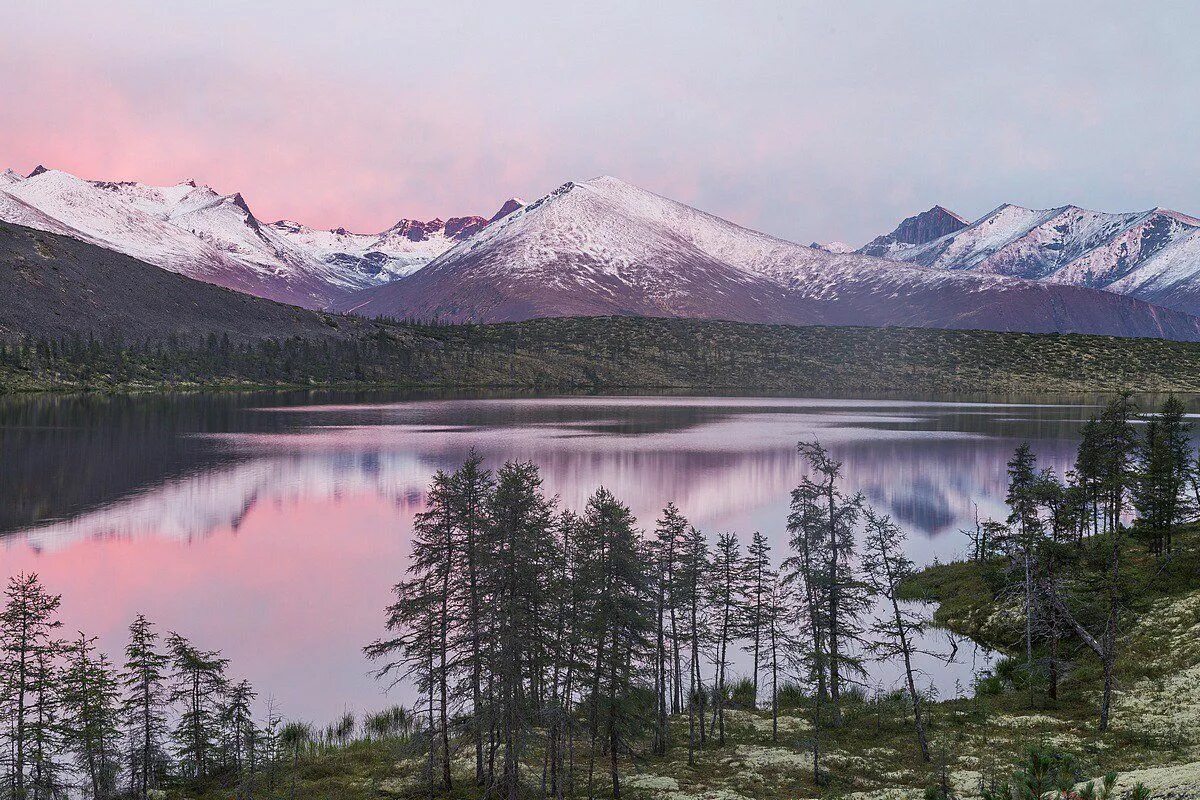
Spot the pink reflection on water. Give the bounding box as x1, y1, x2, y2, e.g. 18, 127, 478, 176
3, 492, 415, 723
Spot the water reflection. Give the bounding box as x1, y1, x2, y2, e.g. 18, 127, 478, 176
1, 391, 1187, 722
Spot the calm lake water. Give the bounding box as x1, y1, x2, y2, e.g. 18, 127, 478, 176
0, 391, 1185, 723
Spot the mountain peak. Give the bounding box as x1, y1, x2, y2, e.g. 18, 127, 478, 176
858, 204, 969, 257
489, 198, 525, 223
27, 165, 48, 178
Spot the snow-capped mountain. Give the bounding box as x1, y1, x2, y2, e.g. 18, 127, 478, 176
863, 203, 1200, 316
333, 176, 1200, 340
0, 166, 521, 308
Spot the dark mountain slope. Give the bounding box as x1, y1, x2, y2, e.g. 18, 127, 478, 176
0, 221, 369, 342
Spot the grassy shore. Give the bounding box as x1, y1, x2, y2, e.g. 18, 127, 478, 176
8, 317, 1200, 394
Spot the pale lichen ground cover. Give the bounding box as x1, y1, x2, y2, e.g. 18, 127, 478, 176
619, 588, 1200, 799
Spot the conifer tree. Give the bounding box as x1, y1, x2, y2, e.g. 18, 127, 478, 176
484, 461, 558, 800
1006, 442, 1043, 705
61, 632, 123, 799
793, 441, 866, 726
742, 531, 774, 707
1134, 395, 1192, 554
408, 468, 457, 792
447, 453, 495, 788
0, 572, 63, 800
762, 576, 790, 743
219, 678, 258, 783
166, 633, 229, 781
861, 510, 930, 762
120, 614, 170, 800
675, 523, 710, 766
27, 645, 66, 799
648, 505, 681, 756
577, 488, 650, 800
706, 531, 744, 745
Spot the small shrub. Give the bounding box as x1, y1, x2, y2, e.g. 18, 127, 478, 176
729, 677, 756, 708
776, 681, 808, 710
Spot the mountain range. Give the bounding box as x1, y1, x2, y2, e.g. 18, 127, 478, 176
0, 166, 522, 308
5, 165, 1200, 342
859, 202, 1200, 316
332, 176, 1200, 340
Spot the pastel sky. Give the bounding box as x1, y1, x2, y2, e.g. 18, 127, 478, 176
3, 1, 1198, 245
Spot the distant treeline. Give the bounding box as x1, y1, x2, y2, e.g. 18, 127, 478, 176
6, 316, 1200, 392
0, 330, 418, 387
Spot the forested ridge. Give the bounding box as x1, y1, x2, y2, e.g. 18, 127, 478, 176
7, 316, 1200, 394
4, 396, 1199, 798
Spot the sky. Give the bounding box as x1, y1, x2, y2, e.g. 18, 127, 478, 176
2, 1, 1199, 246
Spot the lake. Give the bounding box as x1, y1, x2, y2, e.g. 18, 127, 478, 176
0, 391, 1173, 724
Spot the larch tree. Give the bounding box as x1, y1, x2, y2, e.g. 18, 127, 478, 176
0, 572, 63, 800
120, 614, 170, 800
408, 468, 458, 792
577, 487, 650, 800
675, 523, 710, 766
366, 575, 442, 797
1134, 395, 1192, 555
165, 632, 229, 782
742, 531, 774, 707
484, 460, 558, 800
706, 531, 745, 746
61, 632, 123, 800
794, 440, 867, 726
447, 452, 495, 789
650, 502, 688, 756
1006, 442, 1044, 707
860, 510, 930, 762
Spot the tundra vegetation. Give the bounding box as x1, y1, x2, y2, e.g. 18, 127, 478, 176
4, 395, 1200, 798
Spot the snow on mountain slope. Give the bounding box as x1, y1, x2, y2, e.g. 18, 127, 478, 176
0, 167, 521, 308
334, 176, 1200, 341
1, 169, 258, 292
809, 241, 853, 254
866, 203, 1200, 315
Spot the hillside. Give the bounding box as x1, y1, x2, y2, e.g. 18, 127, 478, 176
335, 177, 1200, 341
0, 220, 379, 342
